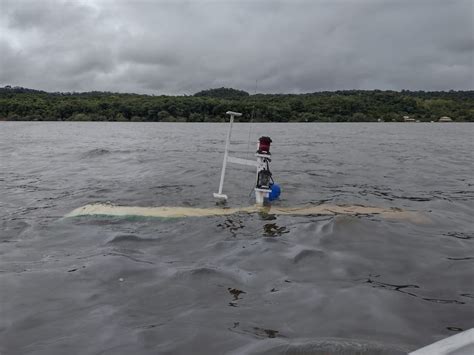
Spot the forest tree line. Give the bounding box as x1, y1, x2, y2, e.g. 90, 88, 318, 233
1, 86, 473, 122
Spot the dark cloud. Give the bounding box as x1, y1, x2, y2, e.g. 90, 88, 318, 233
0, 0, 472, 94
4, 0, 94, 31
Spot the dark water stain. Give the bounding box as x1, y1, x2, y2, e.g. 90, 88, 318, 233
446, 326, 464, 332
217, 218, 244, 237
395, 196, 432, 202
447, 256, 474, 261
254, 327, 280, 338
364, 278, 465, 305
227, 323, 282, 339
444, 232, 474, 240
67, 266, 85, 272
449, 190, 474, 201
263, 223, 288, 237
366, 279, 420, 297
228, 287, 246, 301
423, 298, 465, 305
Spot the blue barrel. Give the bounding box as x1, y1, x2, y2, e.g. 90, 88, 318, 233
269, 184, 281, 201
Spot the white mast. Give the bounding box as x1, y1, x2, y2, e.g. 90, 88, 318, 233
213, 111, 241, 200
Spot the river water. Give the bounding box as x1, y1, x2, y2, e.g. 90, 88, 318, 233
1, 122, 473, 354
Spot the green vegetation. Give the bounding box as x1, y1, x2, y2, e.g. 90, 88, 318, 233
194, 87, 249, 99
1, 86, 473, 122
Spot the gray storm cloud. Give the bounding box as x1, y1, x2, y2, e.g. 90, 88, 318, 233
0, 0, 472, 94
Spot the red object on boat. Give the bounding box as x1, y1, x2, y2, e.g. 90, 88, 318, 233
258, 136, 272, 154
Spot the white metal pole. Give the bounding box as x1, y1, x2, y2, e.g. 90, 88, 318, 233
216, 114, 234, 196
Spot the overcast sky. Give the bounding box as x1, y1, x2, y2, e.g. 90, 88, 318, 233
0, 0, 473, 94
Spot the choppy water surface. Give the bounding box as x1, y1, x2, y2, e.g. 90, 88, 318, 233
1, 122, 473, 354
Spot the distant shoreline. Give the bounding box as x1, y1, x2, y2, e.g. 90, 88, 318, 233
1, 119, 470, 123
1, 86, 473, 122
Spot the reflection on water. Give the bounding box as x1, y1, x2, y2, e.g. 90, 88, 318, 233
263, 223, 288, 237
217, 217, 244, 237
364, 277, 465, 305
